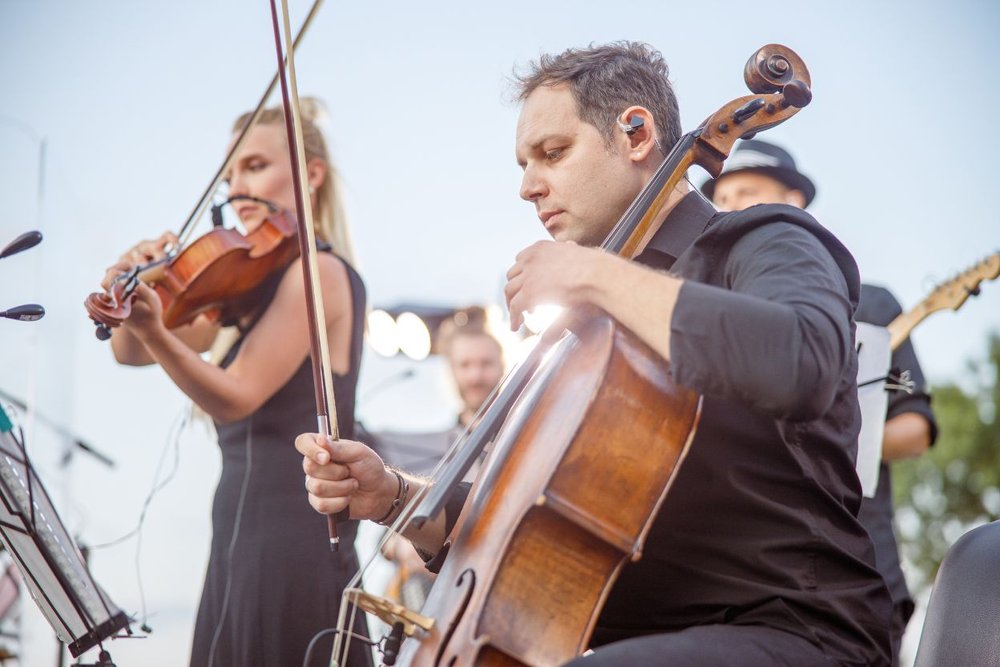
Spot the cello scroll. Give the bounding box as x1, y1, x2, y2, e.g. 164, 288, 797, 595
693, 44, 812, 177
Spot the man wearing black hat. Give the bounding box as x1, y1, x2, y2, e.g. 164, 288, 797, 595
702, 139, 816, 210
703, 139, 938, 666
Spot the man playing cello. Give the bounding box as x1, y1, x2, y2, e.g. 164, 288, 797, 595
297, 42, 893, 666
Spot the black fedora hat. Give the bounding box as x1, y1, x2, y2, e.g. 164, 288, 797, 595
700, 139, 816, 207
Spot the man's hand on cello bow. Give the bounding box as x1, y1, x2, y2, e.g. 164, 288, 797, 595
296, 434, 450, 556
297, 434, 396, 518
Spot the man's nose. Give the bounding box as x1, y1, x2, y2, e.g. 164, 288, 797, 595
519, 166, 547, 202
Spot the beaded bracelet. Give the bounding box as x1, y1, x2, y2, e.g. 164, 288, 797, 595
374, 468, 409, 525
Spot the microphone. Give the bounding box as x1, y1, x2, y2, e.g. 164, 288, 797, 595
0, 304, 45, 321
382, 621, 405, 666
210, 196, 279, 227
0, 230, 42, 259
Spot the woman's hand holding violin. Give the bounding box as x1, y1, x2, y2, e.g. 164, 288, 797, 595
97, 231, 179, 335
100, 231, 179, 290
121, 231, 179, 266
119, 282, 165, 338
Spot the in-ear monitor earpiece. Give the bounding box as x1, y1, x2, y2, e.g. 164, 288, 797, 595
617, 115, 645, 136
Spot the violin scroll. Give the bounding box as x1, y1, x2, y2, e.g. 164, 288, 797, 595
85, 289, 129, 340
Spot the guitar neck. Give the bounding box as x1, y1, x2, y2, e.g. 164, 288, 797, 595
883, 252, 999, 354
886, 302, 931, 352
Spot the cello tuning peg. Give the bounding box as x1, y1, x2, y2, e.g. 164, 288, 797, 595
780, 80, 812, 109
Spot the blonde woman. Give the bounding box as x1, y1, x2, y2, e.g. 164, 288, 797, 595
100, 100, 372, 667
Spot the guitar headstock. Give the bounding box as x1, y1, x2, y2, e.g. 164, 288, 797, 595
921, 252, 1000, 316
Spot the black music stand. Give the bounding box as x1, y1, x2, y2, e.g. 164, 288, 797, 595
0, 404, 131, 662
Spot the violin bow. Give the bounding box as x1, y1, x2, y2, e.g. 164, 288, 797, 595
88, 1, 324, 340
174, 0, 325, 250
266, 0, 345, 554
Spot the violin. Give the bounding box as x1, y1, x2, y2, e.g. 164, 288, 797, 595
333, 43, 814, 666
82, 0, 326, 342
84, 201, 300, 339
85, 0, 349, 552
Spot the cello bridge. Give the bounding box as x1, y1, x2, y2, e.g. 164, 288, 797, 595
345, 588, 435, 636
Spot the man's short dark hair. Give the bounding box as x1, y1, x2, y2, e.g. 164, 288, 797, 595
512, 41, 682, 154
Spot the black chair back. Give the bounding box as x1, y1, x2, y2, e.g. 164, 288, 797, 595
914, 520, 1000, 666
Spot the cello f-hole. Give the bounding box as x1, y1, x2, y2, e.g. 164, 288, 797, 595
436, 568, 476, 666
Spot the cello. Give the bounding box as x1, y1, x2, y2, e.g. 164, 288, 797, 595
335, 44, 813, 666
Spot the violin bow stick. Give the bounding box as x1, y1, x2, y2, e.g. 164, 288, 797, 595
268, 0, 345, 551
174, 0, 324, 249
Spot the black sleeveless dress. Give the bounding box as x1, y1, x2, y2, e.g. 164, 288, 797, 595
190, 256, 373, 667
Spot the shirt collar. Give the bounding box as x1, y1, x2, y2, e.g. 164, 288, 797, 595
635, 190, 717, 269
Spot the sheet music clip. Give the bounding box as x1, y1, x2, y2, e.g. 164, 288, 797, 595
885, 368, 916, 394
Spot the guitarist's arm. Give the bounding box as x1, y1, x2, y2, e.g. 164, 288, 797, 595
881, 327, 937, 460
880, 252, 1000, 460
857, 285, 939, 462
883, 412, 933, 461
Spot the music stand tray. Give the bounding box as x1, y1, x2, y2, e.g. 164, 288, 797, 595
0, 404, 131, 657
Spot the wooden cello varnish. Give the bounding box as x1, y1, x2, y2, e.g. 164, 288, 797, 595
399, 315, 700, 666
391, 43, 813, 666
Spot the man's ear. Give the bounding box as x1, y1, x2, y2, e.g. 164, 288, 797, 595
617, 106, 658, 163
784, 189, 807, 209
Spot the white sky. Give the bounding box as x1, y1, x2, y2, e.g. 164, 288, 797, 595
1, 1, 998, 665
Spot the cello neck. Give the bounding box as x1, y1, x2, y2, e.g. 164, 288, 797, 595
602, 132, 699, 258
410, 334, 557, 525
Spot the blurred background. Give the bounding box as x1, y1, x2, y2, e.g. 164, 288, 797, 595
1, 0, 998, 665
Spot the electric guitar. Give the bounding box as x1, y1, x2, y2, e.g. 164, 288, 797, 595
887, 252, 1000, 351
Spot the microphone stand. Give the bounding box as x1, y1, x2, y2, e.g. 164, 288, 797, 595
0, 389, 115, 469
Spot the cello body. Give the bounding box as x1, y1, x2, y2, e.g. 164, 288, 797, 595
399, 313, 701, 666
371, 43, 812, 667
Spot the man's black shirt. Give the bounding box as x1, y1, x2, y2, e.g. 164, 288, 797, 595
433, 192, 893, 665
598, 192, 892, 666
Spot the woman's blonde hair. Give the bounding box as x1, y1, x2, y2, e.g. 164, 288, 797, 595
232, 97, 358, 269
202, 99, 358, 374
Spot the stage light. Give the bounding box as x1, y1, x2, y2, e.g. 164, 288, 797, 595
396, 312, 432, 361
522, 304, 563, 335
367, 309, 400, 357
